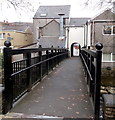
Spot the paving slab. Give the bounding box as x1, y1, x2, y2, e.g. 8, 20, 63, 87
10, 57, 94, 118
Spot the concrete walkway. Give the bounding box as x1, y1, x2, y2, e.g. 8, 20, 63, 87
10, 57, 94, 118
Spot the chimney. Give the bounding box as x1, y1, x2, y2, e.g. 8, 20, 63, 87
58, 13, 65, 40
112, 2, 115, 13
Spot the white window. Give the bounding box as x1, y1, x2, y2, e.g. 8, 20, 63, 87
102, 53, 115, 62
0, 33, 5, 39
112, 53, 115, 61
103, 25, 115, 35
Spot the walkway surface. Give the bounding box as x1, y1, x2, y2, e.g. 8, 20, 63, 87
10, 57, 94, 118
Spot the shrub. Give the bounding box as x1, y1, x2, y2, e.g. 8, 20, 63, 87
0, 53, 3, 69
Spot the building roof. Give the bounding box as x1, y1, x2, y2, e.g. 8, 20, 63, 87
33, 5, 71, 19
91, 9, 115, 21
69, 18, 90, 27
13, 22, 33, 31
2, 25, 27, 32
1, 22, 33, 32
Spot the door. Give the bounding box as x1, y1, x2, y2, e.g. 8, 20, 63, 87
73, 44, 79, 56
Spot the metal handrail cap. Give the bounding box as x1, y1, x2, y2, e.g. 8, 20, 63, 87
4, 40, 11, 48
95, 42, 103, 50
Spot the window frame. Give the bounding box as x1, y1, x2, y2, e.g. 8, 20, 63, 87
112, 26, 115, 34
102, 53, 115, 62
103, 25, 115, 35
0, 33, 5, 39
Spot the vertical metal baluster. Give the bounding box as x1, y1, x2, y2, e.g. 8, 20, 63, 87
26, 52, 32, 92
39, 45, 42, 81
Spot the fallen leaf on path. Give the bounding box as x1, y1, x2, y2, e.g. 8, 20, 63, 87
81, 94, 85, 97
49, 105, 52, 107
34, 100, 39, 103
71, 89, 76, 92
59, 97, 65, 100
67, 107, 72, 110
72, 103, 75, 106
76, 112, 79, 114
68, 97, 71, 100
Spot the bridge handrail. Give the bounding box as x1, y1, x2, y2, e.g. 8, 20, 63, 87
10, 47, 67, 55
80, 43, 103, 120
2, 41, 69, 114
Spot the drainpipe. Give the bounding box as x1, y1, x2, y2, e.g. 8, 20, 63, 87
92, 21, 95, 46
90, 21, 93, 46
84, 24, 86, 47
58, 13, 65, 40
86, 22, 88, 48
66, 27, 69, 49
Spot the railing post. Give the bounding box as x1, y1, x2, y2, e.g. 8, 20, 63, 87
51, 46, 54, 70
26, 52, 32, 92
67, 49, 69, 58
54, 49, 57, 67
57, 46, 60, 64
2, 41, 13, 114
94, 42, 103, 120
60, 48, 63, 61
46, 50, 49, 75
39, 45, 42, 81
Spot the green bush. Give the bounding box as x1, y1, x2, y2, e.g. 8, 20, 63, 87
0, 53, 3, 69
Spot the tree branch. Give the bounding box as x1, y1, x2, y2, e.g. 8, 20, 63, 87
84, 0, 114, 8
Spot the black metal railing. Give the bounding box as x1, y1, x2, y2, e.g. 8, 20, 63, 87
80, 43, 103, 120
2, 41, 69, 114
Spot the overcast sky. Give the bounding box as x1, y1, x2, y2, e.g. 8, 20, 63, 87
0, 0, 111, 22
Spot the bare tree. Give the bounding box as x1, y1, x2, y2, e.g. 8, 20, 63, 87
84, 0, 115, 8
0, 0, 35, 13
0, 0, 40, 21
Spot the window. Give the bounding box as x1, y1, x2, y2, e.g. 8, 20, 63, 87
102, 54, 111, 61
103, 26, 111, 34
113, 26, 115, 34
0, 34, 2, 38
103, 25, 115, 35
0, 33, 5, 39
102, 53, 115, 62
40, 13, 47, 17
3, 33, 5, 38
112, 54, 115, 61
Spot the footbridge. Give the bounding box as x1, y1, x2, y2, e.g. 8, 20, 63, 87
2, 41, 103, 120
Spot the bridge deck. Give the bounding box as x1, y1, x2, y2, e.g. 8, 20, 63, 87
10, 57, 94, 118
